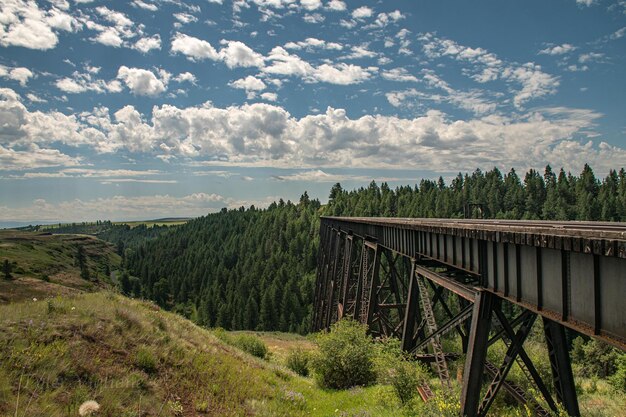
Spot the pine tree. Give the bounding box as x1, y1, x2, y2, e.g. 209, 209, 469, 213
3, 259, 12, 280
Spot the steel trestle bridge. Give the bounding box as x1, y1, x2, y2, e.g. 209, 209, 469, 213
312, 217, 626, 417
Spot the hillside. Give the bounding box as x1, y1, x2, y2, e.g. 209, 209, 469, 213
0, 292, 408, 417
0, 230, 120, 303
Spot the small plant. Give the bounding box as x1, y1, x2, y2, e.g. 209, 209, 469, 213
233, 334, 268, 359
285, 347, 310, 377
135, 347, 157, 374
167, 399, 184, 416
311, 318, 376, 389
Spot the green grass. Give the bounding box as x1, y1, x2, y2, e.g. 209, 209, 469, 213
0, 292, 415, 417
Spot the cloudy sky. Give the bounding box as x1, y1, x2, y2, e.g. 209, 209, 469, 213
1, 0, 625, 222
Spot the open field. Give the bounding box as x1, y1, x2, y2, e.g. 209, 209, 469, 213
0, 230, 120, 303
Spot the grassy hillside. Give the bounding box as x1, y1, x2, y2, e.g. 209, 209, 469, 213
0, 292, 408, 417
0, 230, 120, 303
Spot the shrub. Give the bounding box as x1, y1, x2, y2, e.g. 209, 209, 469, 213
610, 354, 626, 392
135, 347, 157, 374
373, 337, 425, 404
233, 334, 268, 359
311, 319, 376, 389
286, 347, 311, 377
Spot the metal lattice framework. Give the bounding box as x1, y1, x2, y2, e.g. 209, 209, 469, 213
312, 217, 626, 417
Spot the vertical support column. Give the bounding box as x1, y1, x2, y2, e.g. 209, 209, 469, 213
401, 259, 420, 351
461, 290, 495, 417
364, 244, 381, 330
544, 318, 580, 417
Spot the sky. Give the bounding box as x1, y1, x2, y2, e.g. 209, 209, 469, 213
0, 0, 625, 223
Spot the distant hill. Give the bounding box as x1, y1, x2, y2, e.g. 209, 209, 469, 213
0, 230, 120, 303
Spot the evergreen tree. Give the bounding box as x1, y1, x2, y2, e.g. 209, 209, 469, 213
3, 259, 12, 280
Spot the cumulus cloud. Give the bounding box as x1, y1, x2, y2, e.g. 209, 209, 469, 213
381, 68, 418, 82
0, 65, 34, 86
284, 38, 343, 51
55, 71, 122, 94
229, 75, 267, 98
0, 0, 80, 50
134, 34, 161, 53
260, 92, 278, 101
219, 40, 265, 68
131, 0, 158, 11
116, 66, 168, 96
300, 0, 321, 11
173, 72, 197, 84
263, 46, 375, 84
352, 6, 373, 19
326, 0, 346, 11
3, 87, 623, 175
539, 43, 576, 55
171, 32, 220, 61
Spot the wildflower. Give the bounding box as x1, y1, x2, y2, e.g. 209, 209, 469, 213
78, 400, 100, 416
33, 298, 37, 302
71, 307, 76, 310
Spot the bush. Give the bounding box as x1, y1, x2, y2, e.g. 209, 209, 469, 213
311, 319, 376, 389
610, 355, 626, 392
373, 337, 425, 405
233, 334, 268, 359
286, 348, 311, 377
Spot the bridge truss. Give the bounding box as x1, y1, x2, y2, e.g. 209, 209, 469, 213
312, 217, 626, 417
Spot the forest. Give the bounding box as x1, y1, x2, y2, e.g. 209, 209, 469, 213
124, 164, 626, 333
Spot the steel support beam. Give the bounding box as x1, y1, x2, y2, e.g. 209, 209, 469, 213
461, 290, 495, 417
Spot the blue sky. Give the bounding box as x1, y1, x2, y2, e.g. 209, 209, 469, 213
0, 0, 625, 222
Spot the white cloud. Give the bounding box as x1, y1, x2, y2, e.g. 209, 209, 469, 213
116, 66, 167, 96
171, 32, 220, 61
381, 68, 418, 82
0, 66, 34, 86
420, 33, 559, 108
174, 12, 198, 24
343, 45, 377, 59
131, 0, 158, 11
229, 75, 267, 98
576, 0, 595, 6
352, 6, 373, 19
26, 93, 46, 103
134, 34, 161, 53
326, 0, 346, 11
260, 92, 278, 101
93, 27, 124, 47
578, 52, 604, 63
300, 0, 321, 11
173, 72, 197, 84
219, 40, 265, 68
0, 144, 81, 170
303, 13, 325, 23
539, 43, 576, 55
54, 71, 121, 94
0, 0, 79, 50
285, 37, 343, 50
3, 87, 623, 175
610, 27, 626, 39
